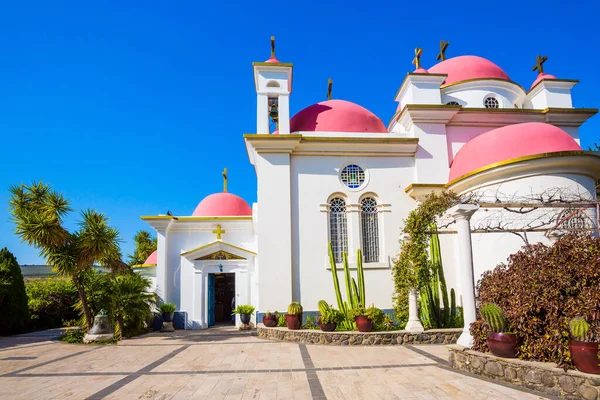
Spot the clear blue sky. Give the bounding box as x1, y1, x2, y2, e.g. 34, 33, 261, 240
1, 1, 599, 264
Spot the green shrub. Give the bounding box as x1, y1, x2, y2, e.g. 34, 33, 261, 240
319, 308, 343, 325
59, 329, 85, 344
26, 278, 78, 331
374, 314, 399, 331
159, 303, 177, 313
232, 305, 255, 315
277, 312, 286, 327
0, 248, 29, 334
349, 305, 384, 324
471, 234, 600, 369
302, 315, 319, 330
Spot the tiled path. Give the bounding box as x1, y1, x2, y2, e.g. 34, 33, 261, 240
0, 327, 551, 399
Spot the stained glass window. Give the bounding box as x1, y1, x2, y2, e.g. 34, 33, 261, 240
340, 164, 365, 189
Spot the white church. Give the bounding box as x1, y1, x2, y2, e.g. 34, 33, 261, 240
141, 39, 600, 331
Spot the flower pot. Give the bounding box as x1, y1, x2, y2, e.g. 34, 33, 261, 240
240, 314, 251, 325
486, 332, 521, 358
285, 314, 301, 330
355, 316, 373, 332
318, 319, 337, 332
569, 340, 600, 374
162, 312, 174, 323
262, 314, 278, 327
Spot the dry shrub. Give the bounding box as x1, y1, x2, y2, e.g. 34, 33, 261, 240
471, 234, 600, 369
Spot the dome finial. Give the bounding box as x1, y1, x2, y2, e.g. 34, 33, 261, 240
532, 55, 548, 75
437, 40, 449, 61
412, 48, 423, 69
222, 168, 228, 192
270, 36, 276, 58
327, 78, 333, 100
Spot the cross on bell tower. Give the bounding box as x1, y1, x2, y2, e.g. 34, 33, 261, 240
532, 55, 548, 75
412, 48, 424, 69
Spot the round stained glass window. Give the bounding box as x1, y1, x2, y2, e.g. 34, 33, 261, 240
340, 164, 365, 189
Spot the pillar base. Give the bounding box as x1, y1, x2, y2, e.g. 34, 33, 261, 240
457, 330, 473, 347
404, 319, 425, 333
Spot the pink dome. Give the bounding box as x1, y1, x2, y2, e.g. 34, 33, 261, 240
530, 73, 557, 90
192, 192, 252, 217
288, 99, 387, 133
264, 56, 280, 63
144, 250, 157, 265
413, 67, 428, 74
428, 55, 510, 86
449, 122, 581, 181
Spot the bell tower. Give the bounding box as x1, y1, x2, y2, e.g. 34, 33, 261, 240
252, 36, 293, 134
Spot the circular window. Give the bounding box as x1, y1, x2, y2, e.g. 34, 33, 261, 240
446, 101, 460, 106
484, 97, 499, 108
340, 164, 365, 189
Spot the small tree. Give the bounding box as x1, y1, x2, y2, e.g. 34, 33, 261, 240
9, 181, 126, 330
128, 230, 157, 266
0, 248, 29, 334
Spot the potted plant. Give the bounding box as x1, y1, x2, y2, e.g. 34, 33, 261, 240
159, 303, 176, 323
569, 317, 600, 374
232, 305, 255, 325
349, 305, 381, 333
285, 302, 303, 330
317, 301, 342, 332
262, 311, 278, 327
480, 303, 521, 358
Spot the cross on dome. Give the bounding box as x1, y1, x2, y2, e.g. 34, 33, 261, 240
532, 55, 548, 75
327, 78, 333, 100
437, 40, 449, 61
222, 168, 228, 192
412, 48, 423, 69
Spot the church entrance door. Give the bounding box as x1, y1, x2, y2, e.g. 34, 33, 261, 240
208, 273, 235, 326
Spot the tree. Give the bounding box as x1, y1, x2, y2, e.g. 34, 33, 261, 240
9, 181, 125, 330
0, 248, 29, 334
128, 230, 157, 266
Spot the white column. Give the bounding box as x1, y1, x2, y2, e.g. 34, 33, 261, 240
256, 93, 269, 134
405, 288, 424, 332
448, 204, 480, 347
277, 93, 290, 134
156, 227, 168, 303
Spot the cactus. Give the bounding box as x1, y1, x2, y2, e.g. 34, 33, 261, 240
287, 302, 303, 315
418, 224, 460, 328
570, 317, 590, 341
318, 300, 330, 316
357, 248, 365, 305
480, 303, 507, 333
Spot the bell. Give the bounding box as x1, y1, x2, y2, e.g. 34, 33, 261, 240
88, 309, 113, 335
269, 103, 279, 122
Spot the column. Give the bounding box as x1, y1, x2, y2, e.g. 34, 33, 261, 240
156, 227, 168, 303
256, 93, 269, 134
405, 288, 424, 332
448, 204, 480, 347
277, 93, 290, 134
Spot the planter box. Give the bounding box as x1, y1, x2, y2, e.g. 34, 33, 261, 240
448, 345, 600, 399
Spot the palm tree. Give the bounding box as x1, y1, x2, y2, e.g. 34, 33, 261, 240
102, 273, 156, 337
128, 230, 157, 266
9, 181, 125, 330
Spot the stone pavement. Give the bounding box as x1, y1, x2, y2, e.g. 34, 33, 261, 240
0, 326, 551, 399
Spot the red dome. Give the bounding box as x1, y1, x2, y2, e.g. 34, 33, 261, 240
530, 73, 557, 90
288, 99, 387, 133
449, 122, 581, 181
428, 55, 510, 86
192, 192, 252, 217
144, 250, 157, 265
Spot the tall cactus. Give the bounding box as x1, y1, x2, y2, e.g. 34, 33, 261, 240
419, 224, 459, 329
357, 249, 365, 305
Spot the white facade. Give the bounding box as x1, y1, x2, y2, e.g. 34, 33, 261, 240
143, 48, 599, 329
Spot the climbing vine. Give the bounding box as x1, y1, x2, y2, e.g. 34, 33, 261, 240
392, 191, 460, 325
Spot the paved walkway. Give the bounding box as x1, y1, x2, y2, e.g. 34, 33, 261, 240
0, 327, 550, 399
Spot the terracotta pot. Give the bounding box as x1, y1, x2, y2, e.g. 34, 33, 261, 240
355, 316, 373, 332
262, 314, 278, 327
318, 319, 337, 332
569, 340, 600, 374
486, 332, 521, 358
285, 314, 301, 330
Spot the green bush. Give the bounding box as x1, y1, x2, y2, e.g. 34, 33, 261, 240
232, 305, 255, 315
0, 248, 29, 334
59, 329, 85, 344
319, 308, 343, 325
302, 315, 319, 329
159, 303, 177, 313
26, 278, 78, 331
471, 234, 600, 369
277, 312, 286, 327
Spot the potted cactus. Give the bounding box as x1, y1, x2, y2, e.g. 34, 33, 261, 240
262, 311, 278, 327
159, 303, 176, 323
569, 317, 600, 374
480, 303, 521, 358
285, 302, 303, 330
348, 305, 381, 333
317, 301, 342, 332
232, 305, 255, 325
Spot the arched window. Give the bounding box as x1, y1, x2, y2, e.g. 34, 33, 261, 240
329, 198, 348, 263
361, 197, 379, 263
484, 96, 499, 108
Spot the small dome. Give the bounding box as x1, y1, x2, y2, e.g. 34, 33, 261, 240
413, 67, 428, 74
449, 122, 581, 181
192, 192, 252, 217
144, 250, 157, 265
288, 99, 387, 133
530, 73, 557, 90
428, 55, 510, 86
264, 56, 280, 63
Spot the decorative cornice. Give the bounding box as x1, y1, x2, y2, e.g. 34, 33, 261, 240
527, 78, 579, 95
440, 77, 526, 92
252, 62, 294, 67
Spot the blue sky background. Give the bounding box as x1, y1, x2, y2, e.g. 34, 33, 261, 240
1, 1, 598, 264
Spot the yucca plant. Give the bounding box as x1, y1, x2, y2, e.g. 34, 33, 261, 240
480, 303, 508, 333
570, 317, 590, 341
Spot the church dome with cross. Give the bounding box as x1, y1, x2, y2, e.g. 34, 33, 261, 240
428, 55, 510, 86
192, 192, 252, 217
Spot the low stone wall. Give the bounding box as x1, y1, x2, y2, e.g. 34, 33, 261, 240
448, 345, 600, 399
257, 325, 460, 346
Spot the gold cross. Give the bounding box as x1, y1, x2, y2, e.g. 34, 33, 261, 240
212, 224, 225, 240
327, 78, 333, 100
222, 168, 228, 192
271, 36, 276, 58
412, 48, 423, 69
532, 55, 548, 74
436, 40, 449, 61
